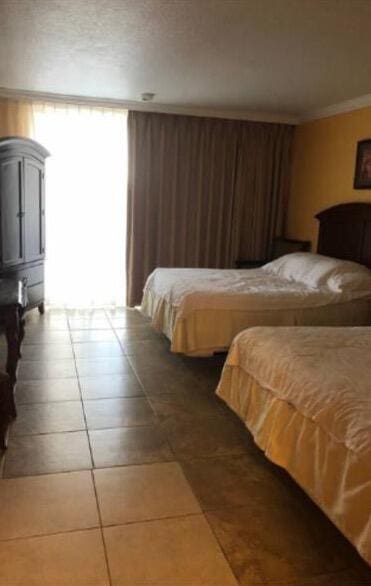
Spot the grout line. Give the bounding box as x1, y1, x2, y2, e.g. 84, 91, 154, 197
0, 525, 101, 544
0, 509, 209, 546
90, 469, 113, 586
94, 510, 204, 531
69, 325, 95, 471
2, 455, 179, 480
68, 313, 115, 584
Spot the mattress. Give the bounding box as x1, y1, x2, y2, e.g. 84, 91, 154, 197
141, 266, 371, 355
216, 326, 371, 565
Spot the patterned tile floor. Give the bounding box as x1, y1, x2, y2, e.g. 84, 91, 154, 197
0, 307, 369, 585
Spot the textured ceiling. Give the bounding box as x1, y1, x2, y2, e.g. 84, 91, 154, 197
1, 0, 371, 120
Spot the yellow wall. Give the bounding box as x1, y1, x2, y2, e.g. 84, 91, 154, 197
0, 99, 34, 138
287, 106, 371, 249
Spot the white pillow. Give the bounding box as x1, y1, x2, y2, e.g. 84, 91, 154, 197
263, 252, 371, 289
327, 265, 371, 293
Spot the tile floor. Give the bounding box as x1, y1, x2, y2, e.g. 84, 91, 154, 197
0, 307, 369, 585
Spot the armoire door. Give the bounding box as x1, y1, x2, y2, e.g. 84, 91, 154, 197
24, 158, 45, 263
0, 156, 25, 266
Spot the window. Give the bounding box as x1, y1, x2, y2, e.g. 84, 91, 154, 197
33, 103, 127, 307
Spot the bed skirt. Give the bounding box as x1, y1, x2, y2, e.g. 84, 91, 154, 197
216, 365, 371, 566
141, 288, 371, 356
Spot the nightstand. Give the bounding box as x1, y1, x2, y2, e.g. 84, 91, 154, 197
235, 259, 267, 269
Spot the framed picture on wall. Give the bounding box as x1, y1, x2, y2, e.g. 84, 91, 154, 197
354, 139, 371, 189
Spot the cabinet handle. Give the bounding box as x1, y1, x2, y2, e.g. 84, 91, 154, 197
16, 212, 25, 218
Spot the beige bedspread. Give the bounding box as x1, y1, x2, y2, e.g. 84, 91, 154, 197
216, 326, 371, 565
142, 267, 371, 355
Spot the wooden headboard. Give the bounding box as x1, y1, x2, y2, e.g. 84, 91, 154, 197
316, 203, 371, 268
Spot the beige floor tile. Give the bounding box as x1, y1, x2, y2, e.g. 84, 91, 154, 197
107, 309, 146, 328
11, 401, 85, 435
67, 308, 107, 319
4, 431, 92, 477
104, 514, 238, 585
89, 426, 173, 468
68, 318, 111, 330
16, 378, 81, 404
76, 357, 133, 377
84, 397, 156, 429
73, 341, 124, 359
0, 471, 99, 539
25, 321, 70, 333
94, 462, 200, 526
80, 373, 143, 400
23, 330, 71, 345
25, 310, 68, 327
18, 359, 76, 380
21, 343, 74, 361
71, 330, 118, 343
0, 529, 110, 586
114, 325, 160, 343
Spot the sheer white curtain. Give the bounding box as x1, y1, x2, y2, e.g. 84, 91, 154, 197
32, 102, 127, 307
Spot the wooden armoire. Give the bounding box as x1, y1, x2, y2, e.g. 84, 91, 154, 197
0, 137, 50, 313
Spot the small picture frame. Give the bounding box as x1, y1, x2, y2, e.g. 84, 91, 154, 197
354, 139, 371, 189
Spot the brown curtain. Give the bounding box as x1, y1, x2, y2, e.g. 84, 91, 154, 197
234, 122, 294, 260
0, 98, 34, 138
126, 111, 294, 306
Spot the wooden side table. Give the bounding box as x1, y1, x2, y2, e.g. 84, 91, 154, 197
235, 259, 267, 268
0, 279, 27, 448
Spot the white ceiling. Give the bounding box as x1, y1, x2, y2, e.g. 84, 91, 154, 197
1, 0, 371, 122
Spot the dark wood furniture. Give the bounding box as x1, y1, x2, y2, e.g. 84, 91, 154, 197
237, 202, 371, 269
271, 236, 311, 258
235, 237, 311, 268
0, 278, 27, 449
235, 259, 266, 269
316, 202, 371, 267
0, 137, 50, 313
0, 371, 13, 450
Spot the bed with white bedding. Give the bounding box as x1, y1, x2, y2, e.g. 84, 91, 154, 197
141, 252, 371, 355
216, 326, 371, 565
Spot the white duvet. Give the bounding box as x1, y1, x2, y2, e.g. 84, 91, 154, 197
142, 254, 371, 355
144, 262, 371, 319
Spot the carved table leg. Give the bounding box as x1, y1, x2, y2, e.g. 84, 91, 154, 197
5, 309, 20, 388
0, 372, 13, 450
18, 309, 26, 358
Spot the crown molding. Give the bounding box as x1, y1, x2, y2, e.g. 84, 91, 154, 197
0, 87, 299, 125
301, 93, 371, 122
4, 86, 371, 126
